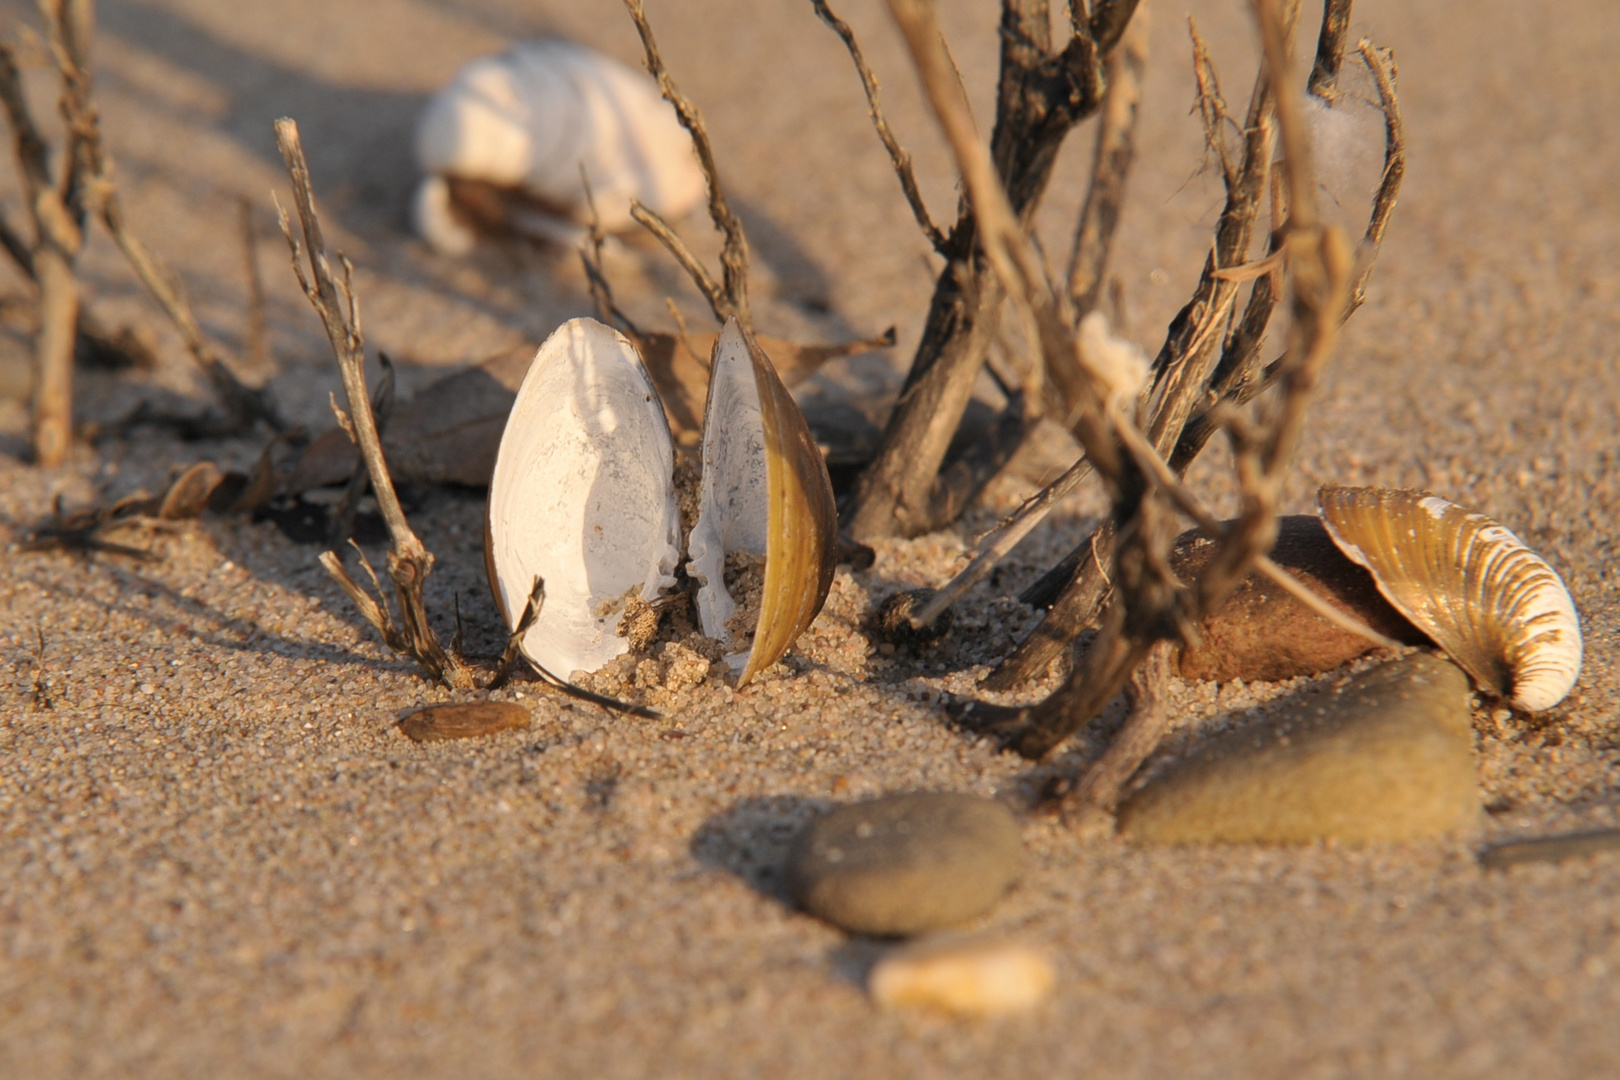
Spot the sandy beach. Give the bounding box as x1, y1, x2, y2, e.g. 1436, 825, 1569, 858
2, 0, 1618, 1075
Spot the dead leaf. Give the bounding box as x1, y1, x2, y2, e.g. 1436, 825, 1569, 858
398, 701, 531, 742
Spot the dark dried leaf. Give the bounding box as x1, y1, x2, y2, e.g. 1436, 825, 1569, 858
398, 701, 531, 743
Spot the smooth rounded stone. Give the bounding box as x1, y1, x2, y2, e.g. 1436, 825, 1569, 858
1119, 652, 1479, 845
786, 793, 1023, 936
1173, 515, 1429, 683
398, 701, 531, 743
868, 937, 1055, 1015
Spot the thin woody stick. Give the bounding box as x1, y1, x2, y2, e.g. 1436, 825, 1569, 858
1348, 39, 1404, 314
623, 0, 751, 332
1068, 7, 1149, 318
812, 0, 946, 253
0, 36, 80, 465
1063, 639, 1176, 824
274, 117, 474, 691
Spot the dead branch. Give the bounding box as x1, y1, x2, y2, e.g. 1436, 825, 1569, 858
100, 189, 283, 433
274, 117, 475, 691
1307, 0, 1354, 101
812, 0, 946, 252
1068, 7, 1149, 317
889, 0, 1186, 765
1062, 639, 1175, 822
974, 15, 1284, 680
1348, 39, 1404, 314
577, 168, 640, 336
0, 35, 82, 465
326, 353, 395, 549
489, 576, 544, 690
628, 200, 728, 322
623, 0, 751, 331
955, 0, 1368, 771
844, 0, 1130, 540
0, 4, 280, 457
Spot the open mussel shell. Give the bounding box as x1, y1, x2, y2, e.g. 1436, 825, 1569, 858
1317, 486, 1582, 712
485, 318, 682, 677
689, 320, 839, 685
485, 317, 837, 687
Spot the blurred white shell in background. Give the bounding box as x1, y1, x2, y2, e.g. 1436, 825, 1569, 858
412, 39, 706, 253
1318, 485, 1582, 712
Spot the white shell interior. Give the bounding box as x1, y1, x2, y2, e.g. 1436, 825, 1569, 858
414, 39, 705, 234
487, 318, 681, 677
688, 322, 769, 674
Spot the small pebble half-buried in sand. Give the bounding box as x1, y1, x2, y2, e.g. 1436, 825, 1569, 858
868, 937, 1055, 1016
398, 701, 530, 743
786, 792, 1023, 936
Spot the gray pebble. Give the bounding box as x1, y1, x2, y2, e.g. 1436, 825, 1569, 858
1119, 652, 1479, 845
786, 792, 1022, 936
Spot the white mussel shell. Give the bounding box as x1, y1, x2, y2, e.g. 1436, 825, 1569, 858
1317, 486, 1582, 712
413, 39, 705, 245
485, 318, 681, 677
688, 321, 838, 685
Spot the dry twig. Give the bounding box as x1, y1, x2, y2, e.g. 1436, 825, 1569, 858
1068, 7, 1149, 317
623, 0, 752, 331
981, 0, 1403, 697
274, 117, 475, 691
811, 0, 946, 252
940, 0, 1368, 778
842, 0, 1135, 540
0, 3, 280, 460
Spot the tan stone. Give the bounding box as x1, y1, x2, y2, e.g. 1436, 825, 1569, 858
1119, 653, 1480, 844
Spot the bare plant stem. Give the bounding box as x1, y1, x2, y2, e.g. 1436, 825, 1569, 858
844, 0, 1131, 541
623, 0, 751, 331
0, 4, 277, 455
0, 34, 82, 465
1068, 7, 1148, 316
811, 0, 946, 252
275, 117, 474, 691
1063, 639, 1175, 820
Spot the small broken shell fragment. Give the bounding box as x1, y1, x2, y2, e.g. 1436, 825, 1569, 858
412, 39, 705, 252
485, 318, 681, 678
1317, 485, 1582, 711
868, 938, 1055, 1015
688, 321, 838, 684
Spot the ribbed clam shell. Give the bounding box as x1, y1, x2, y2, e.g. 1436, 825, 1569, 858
414, 39, 705, 236
485, 318, 681, 678
688, 320, 838, 685
1317, 486, 1581, 712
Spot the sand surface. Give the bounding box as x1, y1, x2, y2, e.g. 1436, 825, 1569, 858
2, 1, 1619, 1076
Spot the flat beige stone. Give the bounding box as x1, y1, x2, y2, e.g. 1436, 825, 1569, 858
1119, 653, 1480, 844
